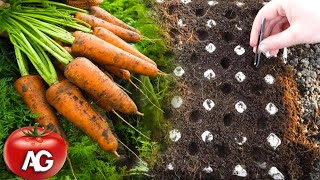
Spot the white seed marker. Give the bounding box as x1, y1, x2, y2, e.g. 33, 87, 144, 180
233, 165, 248, 177
203, 99, 215, 111
235, 136, 247, 145
234, 45, 245, 55
267, 133, 281, 150
171, 96, 183, 108
208, 1, 219, 6
206, 43, 216, 53
173, 66, 185, 77
236, 2, 245, 7
166, 163, 174, 170
235, 101, 247, 113
156, 0, 164, 3
206, 19, 217, 28
204, 69, 216, 80
265, 103, 278, 115
169, 129, 181, 142
264, 74, 275, 85
177, 19, 186, 27
235, 72, 246, 82
268, 167, 285, 180
203, 166, 213, 173
201, 131, 213, 142
181, 0, 192, 4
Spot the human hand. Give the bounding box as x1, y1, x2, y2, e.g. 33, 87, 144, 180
250, 0, 320, 57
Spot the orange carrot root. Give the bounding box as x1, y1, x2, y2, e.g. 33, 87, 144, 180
75, 13, 141, 43
93, 27, 156, 66
90, 6, 141, 34
46, 80, 118, 153
102, 65, 131, 80
14, 75, 68, 145
64, 57, 141, 115
72, 31, 159, 77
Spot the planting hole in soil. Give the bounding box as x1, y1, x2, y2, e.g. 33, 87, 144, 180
223, 113, 234, 126
225, 9, 237, 19
188, 142, 199, 155
221, 83, 233, 95
188, 109, 202, 123
195, 8, 206, 17
257, 116, 268, 129
221, 32, 235, 43
196, 29, 209, 41
216, 144, 230, 158
168, 4, 176, 15
220, 57, 231, 69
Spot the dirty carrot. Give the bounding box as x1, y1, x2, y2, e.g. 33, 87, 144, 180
102, 65, 131, 80
72, 31, 160, 77
46, 80, 119, 155
93, 27, 156, 66
67, 0, 103, 10
64, 57, 143, 115
14, 75, 68, 144
90, 6, 141, 34
74, 13, 141, 43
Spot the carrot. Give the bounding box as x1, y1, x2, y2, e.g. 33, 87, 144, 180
64, 57, 143, 115
67, 0, 103, 10
90, 6, 141, 35
74, 13, 141, 43
103, 65, 131, 80
93, 27, 156, 66
14, 75, 68, 144
46, 80, 118, 155
72, 31, 159, 77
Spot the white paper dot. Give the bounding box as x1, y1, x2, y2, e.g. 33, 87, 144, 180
169, 129, 181, 142
177, 19, 186, 27
204, 69, 216, 80
208, 1, 218, 6
235, 136, 247, 145
234, 45, 245, 55
206, 43, 216, 53
264, 74, 275, 84
201, 131, 213, 142
166, 163, 174, 170
206, 19, 217, 28
236, 2, 245, 7
265, 103, 278, 115
268, 167, 285, 180
235, 101, 247, 113
203, 99, 215, 111
267, 133, 281, 150
181, 0, 191, 4
156, 0, 164, 3
173, 66, 185, 77
235, 72, 246, 82
171, 96, 183, 108
233, 165, 248, 177
203, 166, 213, 173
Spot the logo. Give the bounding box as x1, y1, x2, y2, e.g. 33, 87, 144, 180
21, 150, 54, 172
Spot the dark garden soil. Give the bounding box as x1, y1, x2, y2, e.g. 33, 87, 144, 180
152, 0, 320, 179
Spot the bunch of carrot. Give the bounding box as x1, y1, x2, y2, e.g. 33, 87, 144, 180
0, 0, 161, 155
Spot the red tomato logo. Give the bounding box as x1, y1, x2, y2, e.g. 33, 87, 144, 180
3, 124, 67, 180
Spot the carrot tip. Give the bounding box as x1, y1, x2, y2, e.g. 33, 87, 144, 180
113, 151, 120, 158
158, 71, 168, 76
136, 111, 144, 116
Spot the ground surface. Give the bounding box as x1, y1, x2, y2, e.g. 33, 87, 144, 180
152, 0, 320, 179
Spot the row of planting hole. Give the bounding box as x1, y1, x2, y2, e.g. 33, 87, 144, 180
189, 109, 268, 128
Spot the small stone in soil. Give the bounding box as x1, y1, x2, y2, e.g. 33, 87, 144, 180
208, 1, 219, 6
267, 133, 281, 150
236, 2, 245, 7
203, 99, 215, 111
264, 74, 275, 85
235, 72, 246, 82
235, 136, 247, 145
169, 129, 181, 142
268, 167, 285, 180
166, 163, 174, 170
181, 0, 191, 4
177, 19, 186, 27
235, 101, 247, 113
233, 165, 248, 177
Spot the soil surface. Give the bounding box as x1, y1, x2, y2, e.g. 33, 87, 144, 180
152, 0, 320, 179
